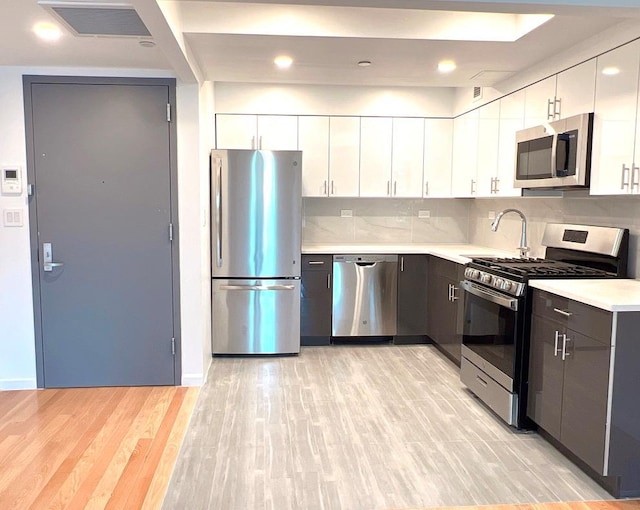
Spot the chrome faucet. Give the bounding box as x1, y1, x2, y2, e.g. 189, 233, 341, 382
491, 208, 530, 258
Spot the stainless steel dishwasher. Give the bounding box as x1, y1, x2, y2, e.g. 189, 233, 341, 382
332, 254, 398, 337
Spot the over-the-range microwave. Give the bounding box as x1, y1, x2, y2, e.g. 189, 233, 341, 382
514, 112, 593, 189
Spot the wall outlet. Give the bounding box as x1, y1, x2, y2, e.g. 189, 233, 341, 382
418, 210, 430, 219
488, 210, 496, 220
340, 209, 353, 218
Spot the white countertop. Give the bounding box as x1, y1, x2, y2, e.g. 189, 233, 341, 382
529, 279, 640, 312
302, 243, 517, 264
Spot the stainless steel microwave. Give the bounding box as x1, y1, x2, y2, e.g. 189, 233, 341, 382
514, 112, 593, 189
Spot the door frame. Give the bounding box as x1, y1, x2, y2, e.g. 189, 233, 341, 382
23, 75, 181, 387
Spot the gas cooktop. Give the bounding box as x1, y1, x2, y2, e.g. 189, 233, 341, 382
470, 257, 613, 278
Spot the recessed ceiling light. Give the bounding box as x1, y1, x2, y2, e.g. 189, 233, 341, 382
33, 22, 62, 41
139, 40, 156, 48
438, 60, 457, 73
358, 60, 372, 67
274, 55, 293, 69
602, 66, 620, 76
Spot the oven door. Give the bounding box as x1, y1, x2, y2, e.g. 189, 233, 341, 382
460, 280, 520, 385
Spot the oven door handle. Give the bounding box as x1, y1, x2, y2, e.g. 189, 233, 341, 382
460, 280, 519, 311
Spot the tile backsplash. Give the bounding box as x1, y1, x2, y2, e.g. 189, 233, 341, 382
302, 198, 472, 244
469, 196, 640, 279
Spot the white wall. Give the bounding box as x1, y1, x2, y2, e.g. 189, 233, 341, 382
214, 82, 455, 117
0, 66, 206, 389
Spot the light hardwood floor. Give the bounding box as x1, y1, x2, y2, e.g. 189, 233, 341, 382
0, 385, 198, 509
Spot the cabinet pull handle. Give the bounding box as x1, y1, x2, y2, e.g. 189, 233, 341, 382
331, 180, 335, 195
553, 308, 572, 317
308, 261, 324, 265
470, 179, 476, 195
425, 181, 429, 196
632, 165, 640, 191
476, 375, 488, 387
547, 98, 555, 121
493, 178, 499, 194
394, 181, 397, 196
251, 136, 256, 150
490, 177, 495, 194
400, 256, 404, 272
387, 180, 391, 196
259, 135, 263, 149
554, 97, 561, 119
447, 283, 452, 301
327, 273, 331, 289
323, 180, 327, 195
561, 334, 571, 361
451, 285, 459, 301
554, 330, 561, 357
621, 164, 629, 190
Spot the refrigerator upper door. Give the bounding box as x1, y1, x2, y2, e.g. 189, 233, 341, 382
212, 149, 302, 278
212, 278, 301, 354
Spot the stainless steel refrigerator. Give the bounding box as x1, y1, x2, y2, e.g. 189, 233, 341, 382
211, 149, 302, 354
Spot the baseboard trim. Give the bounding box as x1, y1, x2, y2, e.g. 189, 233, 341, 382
181, 373, 205, 387
0, 378, 38, 390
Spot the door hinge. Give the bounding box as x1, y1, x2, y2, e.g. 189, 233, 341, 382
171, 337, 176, 356
166, 103, 171, 122
169, 223, 173, 242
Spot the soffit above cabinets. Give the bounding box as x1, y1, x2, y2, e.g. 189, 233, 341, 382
1, 0, 639, 87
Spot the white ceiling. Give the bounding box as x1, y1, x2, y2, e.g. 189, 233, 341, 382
2, 0, 639, 88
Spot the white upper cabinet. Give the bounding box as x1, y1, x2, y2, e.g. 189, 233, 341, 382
215, 114, 257, 149
590, 40, 640, 195
496, 90, 525, 197
423, 119, 453, 197
216, 114, 298, 150
328, 116, 360, 197
360, 117, 393, 197
299, 116, 330, 197
524, 60, 596, 127
391, 118, 424, 198
475, 101, 501, 197
257, 115, 299, 150
524, 76, 557, 127
451, 109, 479, 197
555, 60, 597, 119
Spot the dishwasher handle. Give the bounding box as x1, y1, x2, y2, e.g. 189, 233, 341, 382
355, 261, 376, 267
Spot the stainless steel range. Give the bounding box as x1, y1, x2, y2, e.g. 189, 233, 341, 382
460, 223, 629, 429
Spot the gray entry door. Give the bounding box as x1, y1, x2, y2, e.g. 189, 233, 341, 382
27, 80, 178, 387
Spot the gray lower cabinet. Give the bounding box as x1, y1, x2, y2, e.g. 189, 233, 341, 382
301, 255, 332, 345
528, 289, 640, 497
396, 254, 429, 342
426, 256, 464, 365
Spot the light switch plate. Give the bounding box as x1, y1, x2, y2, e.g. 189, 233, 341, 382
418, 210, 430, 219
488, 210, 496, 220
3, 208, 24, 227
340, 209, 353, 218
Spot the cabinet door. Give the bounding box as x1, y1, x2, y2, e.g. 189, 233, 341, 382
591, 40, 640, 195
555, 59, 597, 120
475, 101, 501, 197
392, 118, 424, 198
524, 76, 556, 127
299, 116, 330, 197
257, 115, 298, 150
496, 91, 524, 197
216, 114, 257, 149
450, 111, 479, 198
328, 117, 360, 197
359, 117, 393, 197
397, 255, 428, 336
423, 119, 453, 197
560, 330, 610, 474
527, 315, 564, 440
301, 267, 332, 338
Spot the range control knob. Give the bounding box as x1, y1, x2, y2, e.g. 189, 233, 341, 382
502, 281, 513, 292
493, 278, 504, 289
480, 273, 492, 284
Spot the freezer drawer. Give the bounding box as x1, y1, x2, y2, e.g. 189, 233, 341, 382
212, 279, 301, 354
332, 255, 398, 337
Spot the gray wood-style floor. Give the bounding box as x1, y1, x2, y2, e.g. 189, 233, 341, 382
162, 345, 612, 510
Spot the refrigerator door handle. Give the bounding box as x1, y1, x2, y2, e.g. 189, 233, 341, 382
215, 158, 223, 268
219, 284, 297, 291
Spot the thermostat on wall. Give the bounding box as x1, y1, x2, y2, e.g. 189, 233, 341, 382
1, 166, 22, 195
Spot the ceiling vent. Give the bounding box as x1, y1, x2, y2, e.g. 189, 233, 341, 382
472, 86, 483, 102
39, 2, 151, 37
